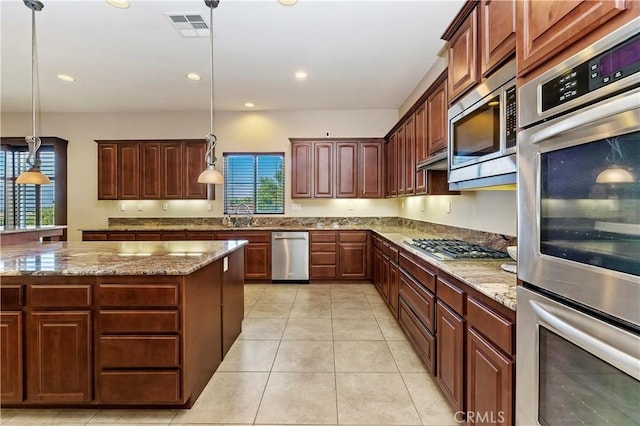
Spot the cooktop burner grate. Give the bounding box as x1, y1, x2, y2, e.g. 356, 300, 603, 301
403, 238, 510, 260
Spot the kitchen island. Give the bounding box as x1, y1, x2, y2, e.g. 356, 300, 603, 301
0, 240, 246, 408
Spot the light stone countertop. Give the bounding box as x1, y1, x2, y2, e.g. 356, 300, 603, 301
0, 225, 67, 235
0, 240, 247, 276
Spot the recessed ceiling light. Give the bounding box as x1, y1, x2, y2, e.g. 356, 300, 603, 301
295, 71, 307, 81
244, 102, 255, 108
278, 0, 298, 5
56, 74, 75, 82
186, 72, 201, 81
106, 0, 130, 9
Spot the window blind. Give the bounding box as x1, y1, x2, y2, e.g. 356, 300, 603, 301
223, 153, 284, 214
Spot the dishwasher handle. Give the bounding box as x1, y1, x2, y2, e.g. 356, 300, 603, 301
273, 236, 307, 240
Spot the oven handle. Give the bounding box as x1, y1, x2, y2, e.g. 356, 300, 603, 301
530, 92, 638, 144
531, 300, 640, 380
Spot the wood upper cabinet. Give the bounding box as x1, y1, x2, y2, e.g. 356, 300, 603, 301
359, 142, 383, 198
118, 143, 140, 200
161, 143, 184, 199
314, 142, 334, 198
404, 114, 416, 195
140, 143, 161, 199
396, 126, 405, 196
291, 141, 313, 198
388, 133, 397, 197
446, 7, 479, 103
336, 142, 358, 198
517, 0, 629, 76
414, 102, 427, 194
1, 312, 23, 403
97, 143, 118, 200
427, 79, 448, 156
183, 142, 208, 199
27, 311, 92, 403
480, 0, 516, 77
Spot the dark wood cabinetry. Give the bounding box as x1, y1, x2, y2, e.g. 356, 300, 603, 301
480, 0, 516, 77
215, 231, 271, 281
310, 231, 338, 280
337, 231, 369, 280
387, 133, 397, 197
427, 79, 448, 156
436, 300, 465, 412
404, 114, 416, 195
96, 140, 207, 200
414, 103, 427, 194
1, 312, 23, 403
517, 0, 631, 77
290, 139, 384, 199
445, 7, 479, 103
396, 127, 405, 196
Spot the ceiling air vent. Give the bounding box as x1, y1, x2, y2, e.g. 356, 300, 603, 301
165, 13, 209, 38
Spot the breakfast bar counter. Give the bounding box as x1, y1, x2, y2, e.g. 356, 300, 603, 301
0, 240, 247, 408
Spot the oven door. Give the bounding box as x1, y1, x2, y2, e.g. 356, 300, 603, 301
517, 287, 640, 426
518, 87, 640, 326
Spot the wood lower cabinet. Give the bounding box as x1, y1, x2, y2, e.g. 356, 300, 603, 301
436, 301, 465, 412
215, 231, 271, 281
310, 231, 338, 280
337, 231, 369, 280
27, 311, 92, 403
1, 312, 23, 403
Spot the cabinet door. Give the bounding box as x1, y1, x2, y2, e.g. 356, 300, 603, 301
118, 143, 140, 200
97, 143, 118, 200
183, 142, 208, 199
436, 301, 465, 412
314, 142, 334, 198
358, 142, 383, 198
373, 247, 383, 294
381, 255, 390, 302
467, 328, 514, 426
388, 261, 399, 317
517, 0, 627, 75
427, 80, 448, 156
245, 243, 271, 280
388, 134, 397, 197
414, 102, 427, 194
480, 0, 516, 77
404, 114, 416, 195
140, 143, 162, 199
162, 143, 184, 199
291, 142, 312, 198
338, 243, 368, 279
222, 249, 244, 357
336, 142, 358, 198
27, 311, 91, 403
396, 127, 405, 196
448, 8, 479, 102
1, 312, 23, 403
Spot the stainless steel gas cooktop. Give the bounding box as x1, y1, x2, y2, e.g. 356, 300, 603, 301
403, 238, 510, 261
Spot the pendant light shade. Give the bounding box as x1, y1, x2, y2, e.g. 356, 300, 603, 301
17, 0, 50, 185
198, 0, 224, 185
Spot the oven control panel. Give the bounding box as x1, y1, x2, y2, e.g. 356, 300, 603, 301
505, 85, 517, 148
541, 33, 640, 112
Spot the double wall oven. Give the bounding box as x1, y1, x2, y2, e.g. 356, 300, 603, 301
516, 18, 640, 425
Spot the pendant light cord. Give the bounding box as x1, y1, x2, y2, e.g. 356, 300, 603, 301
26, 2, 42, 167
203, 1, 218, 168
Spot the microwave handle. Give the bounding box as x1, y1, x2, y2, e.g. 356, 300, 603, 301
530, 92, 639, 144
530, 300, 640, 381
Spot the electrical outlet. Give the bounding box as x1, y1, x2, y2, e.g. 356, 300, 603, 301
446, 201, 452, 214
120, 203, 126, 211
137, 203, 143, 211
420, 200, 425, 212
348, 202, 355, 211
162, 203, 168, 211
401, 202, 405, 210
207, 203, 213, 211
291, 203, 301, 211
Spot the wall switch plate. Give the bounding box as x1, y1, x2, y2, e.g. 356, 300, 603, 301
207, 203, 213, 211
348, 202, 355, 211
446, 201, 452, 214
291, 203, 301, 211
162, 203, 168, 211
137, 203, 143, 211
420, 200, 425, 212
120, 203, 126, 211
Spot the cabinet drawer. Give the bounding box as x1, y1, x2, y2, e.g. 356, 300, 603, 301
29, 285, 91, 308
310, 252, 337, 265
83, 232, 108, 241
399, 253, 436, 293
99, 310, 180, 333
338, 232, 368, 243
0, 285, 24, 308
437, 276, 466, 315
310, 242, 337, 253
399, 270, 435, 333
467, 297, 514, 355
398, 300, 435, 374
135, 232, 162, 241
99, 284, 179, 307
310, 232, 337, 242
388, 245, 399, 264
310, 265, 337, 279
99, 371, 181, 403
216, 232, 271, 243
162, 232, 187, 241
109, 232, 136, 241
99, 336, 180, 368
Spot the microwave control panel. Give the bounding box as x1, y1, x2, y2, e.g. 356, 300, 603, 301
505, 85, 517, 148
541, 32, 640, 112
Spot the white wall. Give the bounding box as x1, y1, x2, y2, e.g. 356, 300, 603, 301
2, 109, 401, 241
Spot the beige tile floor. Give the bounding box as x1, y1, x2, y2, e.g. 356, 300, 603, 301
1, 284, 459, 426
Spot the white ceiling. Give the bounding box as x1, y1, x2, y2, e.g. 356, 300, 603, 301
1, 0, 464, 114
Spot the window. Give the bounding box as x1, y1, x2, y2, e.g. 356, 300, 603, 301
0, 145, 56, 227
223, 153, 285, 214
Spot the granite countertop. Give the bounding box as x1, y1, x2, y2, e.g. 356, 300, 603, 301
80, 224, 373, 232
0, 225, 67, 235
0, 240, 247, 276
372, 228, 517, 311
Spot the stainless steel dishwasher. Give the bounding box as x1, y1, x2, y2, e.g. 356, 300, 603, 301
271, 231, 309, 283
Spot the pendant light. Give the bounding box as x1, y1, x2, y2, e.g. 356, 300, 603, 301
197, 0, 224, 185
16, 0, 51, 185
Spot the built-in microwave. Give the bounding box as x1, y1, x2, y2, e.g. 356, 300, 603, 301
447, 60, 517, 190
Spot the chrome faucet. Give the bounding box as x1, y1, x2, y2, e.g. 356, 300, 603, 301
235, 203, 253, 226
